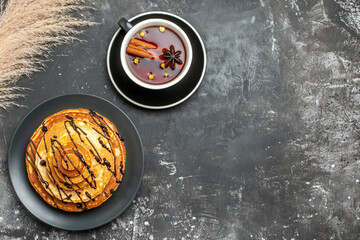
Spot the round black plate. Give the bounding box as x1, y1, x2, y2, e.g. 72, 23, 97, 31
107, 11, 207, 109
8, 94, 144, 230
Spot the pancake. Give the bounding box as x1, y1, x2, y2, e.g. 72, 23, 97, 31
25, 108, 126, 212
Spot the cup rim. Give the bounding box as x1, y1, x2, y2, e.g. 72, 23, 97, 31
120, 18, 193, 90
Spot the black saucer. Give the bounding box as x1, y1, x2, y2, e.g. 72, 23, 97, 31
107, 11, 206, 109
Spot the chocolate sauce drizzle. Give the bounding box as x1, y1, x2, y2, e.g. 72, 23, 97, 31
26, 110, 125, 211
89, 109, 124, 183
116, 132, 125, 141
41, 122, 48, 152
85, 191, 95, 201
26, 140, 58, 208
52, 140, 97, 190
98, 137, 111, 153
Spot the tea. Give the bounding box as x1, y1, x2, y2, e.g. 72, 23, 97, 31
125, 26, 186, 85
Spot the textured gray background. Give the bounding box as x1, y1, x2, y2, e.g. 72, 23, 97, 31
1, 0, 360, 239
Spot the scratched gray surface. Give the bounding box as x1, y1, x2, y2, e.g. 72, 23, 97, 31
0, 0, 360, 239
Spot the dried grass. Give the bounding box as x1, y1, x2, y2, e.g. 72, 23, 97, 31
0, 0, 95, 110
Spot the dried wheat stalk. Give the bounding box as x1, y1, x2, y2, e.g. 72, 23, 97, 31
0, 0, 95, 109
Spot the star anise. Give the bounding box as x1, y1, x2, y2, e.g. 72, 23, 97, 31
160, 45, 182, 70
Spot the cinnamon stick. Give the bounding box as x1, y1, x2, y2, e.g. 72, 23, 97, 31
130, 38, 158, 49
128, 43, 148, 54
126, 44, 155, 60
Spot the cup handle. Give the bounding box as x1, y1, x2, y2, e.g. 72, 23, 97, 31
118, 17, 133, 32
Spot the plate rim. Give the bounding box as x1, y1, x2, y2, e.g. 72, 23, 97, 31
106, 11, 207, 109
8, 93, 145, 230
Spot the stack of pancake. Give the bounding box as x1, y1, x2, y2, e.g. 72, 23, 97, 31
25, 108, 126, 212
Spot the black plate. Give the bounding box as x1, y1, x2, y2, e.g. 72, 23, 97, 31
8, 94, 144, 230
107, 11, 207, 109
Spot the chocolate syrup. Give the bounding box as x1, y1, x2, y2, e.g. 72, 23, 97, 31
41, 123, 48, 152
116, 132, 125, 141
85, 191, 93, 201
26, 141, 58, 208
98, 137, 111, 152
92, 127, 109, 139
41, 123, 48, 133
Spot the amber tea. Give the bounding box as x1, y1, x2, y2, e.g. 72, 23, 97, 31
125, 26, 186, 85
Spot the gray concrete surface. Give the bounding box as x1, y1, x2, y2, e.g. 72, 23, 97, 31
0, 0, 360, 239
